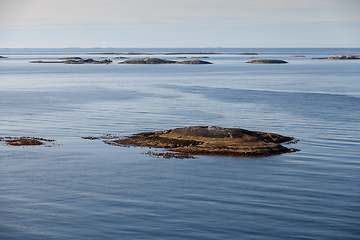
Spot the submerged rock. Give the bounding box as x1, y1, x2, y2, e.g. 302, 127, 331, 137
0, 56, 8, 58
247, 59, 288, 64
105, 126, 299, 158
292, 55, 305, 57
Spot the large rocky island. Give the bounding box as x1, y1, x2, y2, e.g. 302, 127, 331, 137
118, 57, 212, 64
103, 126, 298, 158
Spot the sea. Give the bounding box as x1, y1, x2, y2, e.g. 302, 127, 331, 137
0, 48, 359, 239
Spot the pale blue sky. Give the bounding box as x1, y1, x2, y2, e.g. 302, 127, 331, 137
0, 0, 359, 48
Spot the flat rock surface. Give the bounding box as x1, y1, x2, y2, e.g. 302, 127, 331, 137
108, 126, 299, 157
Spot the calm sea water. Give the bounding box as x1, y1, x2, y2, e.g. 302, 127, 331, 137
0, 48, 359, 239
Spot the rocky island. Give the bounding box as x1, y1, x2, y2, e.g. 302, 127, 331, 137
0, 56, 8, 58
118, 58, 176, 64
247, 59, 288, 64
312, 54, 360, 59
101, 126, 299, 158
30, 58, 112, 64
118, 58, 212, 64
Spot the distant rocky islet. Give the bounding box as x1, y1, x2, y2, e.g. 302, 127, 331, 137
247, 59, 288, 64
312, 54, 360, 59
118, 57, 213, 64
30, 58, 112, 64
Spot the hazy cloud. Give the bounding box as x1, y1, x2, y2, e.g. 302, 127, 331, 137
0, 0, 359, 47
1, 0, 359, 27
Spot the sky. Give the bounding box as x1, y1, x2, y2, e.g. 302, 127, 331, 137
0, 0, 359, 48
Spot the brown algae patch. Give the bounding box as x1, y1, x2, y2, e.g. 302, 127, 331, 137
1, 137, 58, 147
100, 126, 299, 158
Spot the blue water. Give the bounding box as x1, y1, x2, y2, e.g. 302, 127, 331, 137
0, 48, 359, 239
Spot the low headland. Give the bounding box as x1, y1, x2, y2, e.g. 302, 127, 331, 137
94, 126, 299, 158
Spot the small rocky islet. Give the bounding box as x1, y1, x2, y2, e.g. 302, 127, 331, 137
30, 58, 112, 64
312, 53, 360, 59
95, 126, 299, 158
118, 58, 212, 64
0, 137, 57, 147
29, 57, 212, 64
